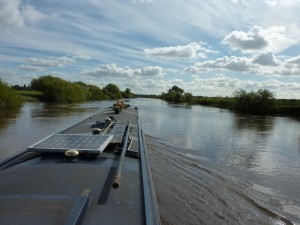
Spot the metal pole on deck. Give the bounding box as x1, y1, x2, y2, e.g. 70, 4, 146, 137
112, 119, 131, 188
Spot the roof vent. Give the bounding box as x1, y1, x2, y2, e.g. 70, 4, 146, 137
65, 149, 79, 161
92, 128, 101, 134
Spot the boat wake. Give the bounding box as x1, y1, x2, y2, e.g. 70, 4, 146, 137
145, 135, 298, 225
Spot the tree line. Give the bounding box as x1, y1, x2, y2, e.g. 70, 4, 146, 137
30, 75, 134, 103
1, 76, 299, 116
0, 75, 134, 110
159, 85, 299, 116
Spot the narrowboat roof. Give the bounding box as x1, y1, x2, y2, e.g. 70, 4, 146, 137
0, 106, 160, 225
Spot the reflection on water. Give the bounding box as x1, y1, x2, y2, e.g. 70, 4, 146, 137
167, 102, 193, 109
231, 115, 275, 170
129, 100, 300, 224
0, 98, 300, 224
228, 115, 275, 170
0, 109, 20, 131
30, 103, 100, 118
234, 115, 275, 133
0, 101, 113, 160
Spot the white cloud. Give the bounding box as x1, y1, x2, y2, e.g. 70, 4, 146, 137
0, 0, 23, 27
286, 55, 300, 64
0, 0, 46, 27
126, 74, 300, 97
186, 54, 300, 76
229, 0, 300, 7
131, 0, 153, 3
125, 78, 168, 94
136, 66, 162, 76
222, 26, 300, 54
252, 52, 280, 66
80, 64, 163, 78
144, 42, 215, 59
21, 5, 47, 25
72, 52, 92, 60
228, 0, 248, 4
185, 75, 300, 98
27, 57, 75, 67
0, 67, 36, 85
265, 0, 300, 6
186, 56, 253, 73
1, 0, 300, 98
222, 26, 268, 52
81, 64, 133, 78
19, 64, 43, 71
19, 57, 75, 71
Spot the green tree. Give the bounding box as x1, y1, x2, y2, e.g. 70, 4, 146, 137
75, 81, 92, 100
31, 75, 86, 103
184, 92, 194, 104
103, 83, 123, 99
168, 86, 184, 95
161, 85, 186, 103
87, 85, 108, 100
122, 88, 134, 98
0, 80, 22, 110
233, 89, 276, 114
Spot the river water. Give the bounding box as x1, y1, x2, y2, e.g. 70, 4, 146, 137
0, 98, 299, 225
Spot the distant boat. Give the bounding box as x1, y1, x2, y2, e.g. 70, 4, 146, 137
0, 105, 161, 225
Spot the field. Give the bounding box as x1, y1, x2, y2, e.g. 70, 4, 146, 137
15, 90, 43, 102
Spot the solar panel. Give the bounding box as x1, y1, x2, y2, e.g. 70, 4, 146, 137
109, 123, 127, 144
27, 134, 113, 154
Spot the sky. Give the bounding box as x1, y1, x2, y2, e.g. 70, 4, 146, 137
1, 0, 300, 98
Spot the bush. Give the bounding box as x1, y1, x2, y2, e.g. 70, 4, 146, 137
122, 88, 134, 99
0, 80, 23, 110
30, 76, 132, 103
233, 89, 276, 114
103, 83, 123, 99
161, 86, 186, 103
87, 85, 109, 100
196, 97, 234, 109
31, 76, 86, 103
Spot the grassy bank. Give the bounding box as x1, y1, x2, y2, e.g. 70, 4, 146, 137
15, 90, 43, 102
196, 96, 300, 117
195, 96, 235, 109
275, 99, 300, 116
0, 81, 23, 110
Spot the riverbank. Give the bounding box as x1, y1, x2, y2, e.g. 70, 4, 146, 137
15, 90, 43, 102
13, 87, 300, 117
155, 86, 300, 117
195, 96, 300, 117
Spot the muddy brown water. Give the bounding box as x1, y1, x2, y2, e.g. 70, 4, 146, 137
0, 99, 299, 224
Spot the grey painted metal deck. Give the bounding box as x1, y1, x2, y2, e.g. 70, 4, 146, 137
0, 106, 160, 225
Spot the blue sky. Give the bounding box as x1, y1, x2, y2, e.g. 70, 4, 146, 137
1, 0, 300, 98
